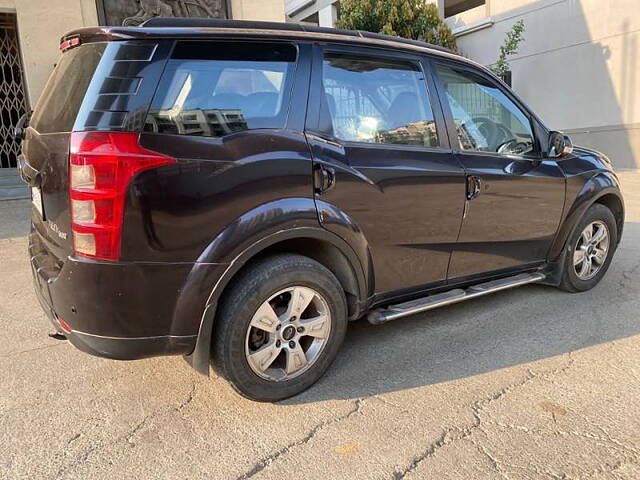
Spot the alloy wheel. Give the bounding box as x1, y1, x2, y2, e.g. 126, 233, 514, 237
245, 286, 332, 381
573, 221, 610, 280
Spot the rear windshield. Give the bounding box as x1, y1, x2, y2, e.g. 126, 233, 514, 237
30, 43, 106, 134
145, 41, 297, 137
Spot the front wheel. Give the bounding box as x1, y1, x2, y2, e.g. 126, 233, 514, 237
559, 203, 618, 292
213, 254, 347, 401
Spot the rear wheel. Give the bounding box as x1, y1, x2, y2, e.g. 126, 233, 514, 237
213, 254, 347, 401
559, 203, 617, 292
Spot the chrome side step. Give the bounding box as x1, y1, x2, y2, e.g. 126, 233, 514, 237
367, 272, 546, 325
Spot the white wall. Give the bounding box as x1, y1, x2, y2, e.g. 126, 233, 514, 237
318, 3, 338, 27
286, 0, 336, 22
447, 0, 640, 168
1, 0, 285, 107
0, 0, 98, 106
232, 0, 285, 22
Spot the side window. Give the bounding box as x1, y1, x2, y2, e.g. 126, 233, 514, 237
321, 53, 439, 147
146, 42, 297, 137
435, 64, 535, 156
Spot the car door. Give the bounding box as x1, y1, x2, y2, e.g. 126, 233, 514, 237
432, 61, 565, 280
305, 45, 466, 297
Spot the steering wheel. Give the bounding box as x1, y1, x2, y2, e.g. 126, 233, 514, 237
497, 138, 531, 155
470, 117, 513, 151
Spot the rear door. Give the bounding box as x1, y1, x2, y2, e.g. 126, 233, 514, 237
433, 61, 565, 280
306, 45, 466, 297
20, 39, 171, 259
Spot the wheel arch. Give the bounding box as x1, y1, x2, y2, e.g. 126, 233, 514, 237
249, 237, 363, 316
549, 171, 624, 261
593, 192, 624, 241
543, 171, 624, 285
185, 227, 370, 376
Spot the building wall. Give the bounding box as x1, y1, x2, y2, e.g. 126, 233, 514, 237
286, 0, 337, 26
231, 0, 285, 22
0, 0, 284, 107
0, 0, 98, 107
447, 0, 640, 168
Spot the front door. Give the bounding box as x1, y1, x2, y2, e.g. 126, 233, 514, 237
433, 62, 565, 280
306, 46, 466, 297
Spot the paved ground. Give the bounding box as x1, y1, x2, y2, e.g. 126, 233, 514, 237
2, 171, 640, 480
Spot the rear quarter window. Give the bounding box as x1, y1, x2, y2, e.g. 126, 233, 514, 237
145, 41, 297, 137
30, 43, 106, 134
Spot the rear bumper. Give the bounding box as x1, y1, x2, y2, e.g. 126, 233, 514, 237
66, 330, 195, 360
29, 227, 208, 360
34, 291, 195, 359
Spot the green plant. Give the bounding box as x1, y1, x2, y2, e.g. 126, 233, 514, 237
336, 0, 457, 51
491, 20, 525, 76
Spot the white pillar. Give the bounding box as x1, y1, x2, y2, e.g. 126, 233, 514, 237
318, 3, 337, 28
429, 0, 445, 19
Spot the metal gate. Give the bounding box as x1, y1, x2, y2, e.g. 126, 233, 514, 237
0, 12, 28, 169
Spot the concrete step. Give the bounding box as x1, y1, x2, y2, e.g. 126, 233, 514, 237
0, 184, 29, 201
0, 169, 28, 200
0, 174, 23, 186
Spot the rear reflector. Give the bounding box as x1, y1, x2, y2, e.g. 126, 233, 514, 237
57, 316, 73, 334
69, 132, 175, 261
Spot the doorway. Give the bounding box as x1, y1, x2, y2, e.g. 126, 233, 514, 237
0, 12, 28, 169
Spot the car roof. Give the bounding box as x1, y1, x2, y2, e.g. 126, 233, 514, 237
63, 18, 475, 66
142, 17, 455, 53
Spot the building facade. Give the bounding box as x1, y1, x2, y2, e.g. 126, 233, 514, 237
0, 0, 284, 195
285, 0, 339, 27
287, 0, 640, 169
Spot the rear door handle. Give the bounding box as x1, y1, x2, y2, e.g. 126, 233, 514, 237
466, 175, 481, 200
314, 164, 336, 194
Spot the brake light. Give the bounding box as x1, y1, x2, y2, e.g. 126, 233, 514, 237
60, 36, 81, 52
69, 132, 175, 261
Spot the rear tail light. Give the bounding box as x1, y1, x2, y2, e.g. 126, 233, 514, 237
69, 132, 175, 261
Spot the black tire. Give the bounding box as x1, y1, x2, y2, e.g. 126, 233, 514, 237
559, 203, 618, 293
212, 253, 348, 402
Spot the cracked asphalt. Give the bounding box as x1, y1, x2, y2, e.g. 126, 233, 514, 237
2, 170, 640, 479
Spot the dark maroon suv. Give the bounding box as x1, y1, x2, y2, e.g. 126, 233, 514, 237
18, 18, 624, 401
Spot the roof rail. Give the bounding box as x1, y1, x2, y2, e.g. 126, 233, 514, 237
139, 17, 454, 54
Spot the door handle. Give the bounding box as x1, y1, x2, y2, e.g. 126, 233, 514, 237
466, 175, 481, 200
314, 164, 336, 194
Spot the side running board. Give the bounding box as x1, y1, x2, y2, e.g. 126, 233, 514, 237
367, 272, 545, 325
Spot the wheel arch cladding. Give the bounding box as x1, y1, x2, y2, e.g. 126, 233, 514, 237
549, 171, 624, 261
184, 228, 371, 376
243, 237, 364, 316
593, 192, 624, 241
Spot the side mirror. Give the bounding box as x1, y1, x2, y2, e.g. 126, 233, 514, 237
548, 131, 573, 158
